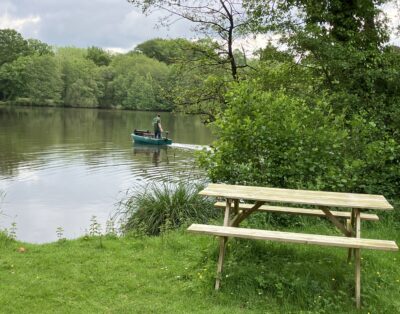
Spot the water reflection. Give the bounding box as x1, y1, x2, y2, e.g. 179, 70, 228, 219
0, 107, 213, 243
132, 144, 169, 167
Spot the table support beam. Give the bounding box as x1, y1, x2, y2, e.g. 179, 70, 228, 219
231, 201, 265, 227
233, 199, 239, 215
321, 207, 351, 237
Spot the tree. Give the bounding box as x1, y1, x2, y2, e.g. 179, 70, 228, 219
57, 47, 103, 107
110, 53, 171, 110
0, 54, 62, 104
244, 0, 390, 94
128, 0, 254, 81
86, 46, 112, 67
167, 39, 231, 120
0, 56, 31, 100
27, 39, 54, 56
134, 38, 203, 64
24, 55, 63, 105
0, 29, 30, 66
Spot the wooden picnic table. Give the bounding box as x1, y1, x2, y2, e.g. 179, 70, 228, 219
188, 183, 398, 309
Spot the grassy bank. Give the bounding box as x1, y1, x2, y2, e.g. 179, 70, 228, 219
0, 220, 399, 314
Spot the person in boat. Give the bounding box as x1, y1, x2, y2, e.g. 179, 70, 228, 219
153, 114, 163, 139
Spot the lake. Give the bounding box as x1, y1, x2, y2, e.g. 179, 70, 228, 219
0, 107, 213, 243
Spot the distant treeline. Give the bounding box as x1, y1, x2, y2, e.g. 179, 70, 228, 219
0, 29, 235, 112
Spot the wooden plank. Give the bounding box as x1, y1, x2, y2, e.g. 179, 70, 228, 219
230, 201, 265, 227
216, 237, 227, 290
187, 224, 399, 251
347, 219, 353, 263
321, 207, 351, 236
354, 209, 361, 308
215, 199, 232, 290
233, 199, 239, 215
200, 184, 393, 210
214, 202, 379, 221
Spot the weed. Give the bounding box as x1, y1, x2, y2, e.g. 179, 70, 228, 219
89, 216, 103, 248
105, 219, 117, 237
8, 222, 17, 240
56, 226, 66, 242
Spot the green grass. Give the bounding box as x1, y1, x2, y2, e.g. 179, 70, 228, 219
0, 221, 399, 313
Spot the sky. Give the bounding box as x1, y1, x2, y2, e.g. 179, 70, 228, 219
0, 0, 197, 53
0, 0, 399, 54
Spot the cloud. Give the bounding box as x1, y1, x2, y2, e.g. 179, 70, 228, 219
1, 0, 398, 51
0, 13, 40, 31
0, 0, 194, 50
0, 8, 41, 38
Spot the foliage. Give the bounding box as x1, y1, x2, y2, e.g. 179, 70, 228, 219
135, 38, 194, 65
0, 56, 32, 100
167, 38, 243, 121
117, 182, 218, 236
57, 47, 103, 107
245, 1, 399, 123
25, 55, 63, 105
26, 39, 54, 56
199, 80, 400, 198
0, 54, 62, 104
86, 46, 112, 67
0, 29, 30, 67
0, 30, 176, 111
110, 53, 171, 110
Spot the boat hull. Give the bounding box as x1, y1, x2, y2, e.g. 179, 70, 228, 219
131, 133, 172, 145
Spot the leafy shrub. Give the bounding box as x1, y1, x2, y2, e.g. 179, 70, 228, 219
199, 80, 400, 198
199, 82, 347, 189
116, 182, 218, 236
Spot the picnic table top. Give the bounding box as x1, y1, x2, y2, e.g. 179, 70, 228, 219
199, 183, 393, 211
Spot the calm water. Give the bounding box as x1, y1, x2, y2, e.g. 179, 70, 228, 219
0, 107, 213, 243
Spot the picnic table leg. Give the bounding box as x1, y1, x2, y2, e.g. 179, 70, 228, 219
353, 208, 361, 309
215, 198, 232, 290
346, 219, 353, 263
347, 209, 355, 263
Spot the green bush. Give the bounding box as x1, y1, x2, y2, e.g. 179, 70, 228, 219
199, 80, 400, 199
117, 182, 218, 236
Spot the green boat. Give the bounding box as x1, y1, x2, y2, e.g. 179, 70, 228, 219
131, 129, 172, 145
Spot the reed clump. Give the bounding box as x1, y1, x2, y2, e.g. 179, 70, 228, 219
117, 182, 217, 236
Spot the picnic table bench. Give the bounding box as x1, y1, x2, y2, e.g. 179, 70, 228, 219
187, 183, 398, 308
